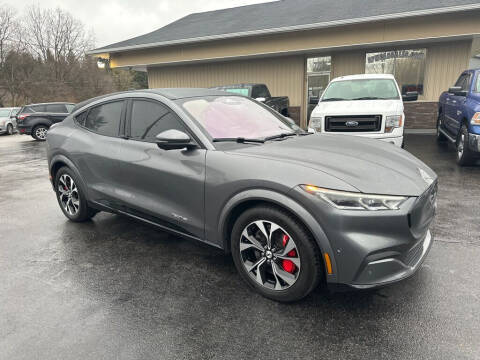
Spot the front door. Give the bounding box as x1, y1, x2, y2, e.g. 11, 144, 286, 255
117, 98, 206, 239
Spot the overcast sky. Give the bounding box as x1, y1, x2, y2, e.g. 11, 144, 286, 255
3, 0, 274, 48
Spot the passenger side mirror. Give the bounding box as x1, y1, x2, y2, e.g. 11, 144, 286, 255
448, 86, 467, 97
309, 96, 319, 105
402, 91, 418, 102
155, 130, 197, 150
255, 97, 266, 103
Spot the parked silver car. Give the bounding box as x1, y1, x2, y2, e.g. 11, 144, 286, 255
0, 107, 21, 135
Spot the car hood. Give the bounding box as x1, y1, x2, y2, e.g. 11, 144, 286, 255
229, 134, 437, 196
313, 99, 402, 116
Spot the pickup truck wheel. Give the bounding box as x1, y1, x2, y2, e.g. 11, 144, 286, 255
6, 124, 13, 135
436, 116, 448, 143
456, 125, 476, 166
32, 125, 48, 141
231, 205, 322, 302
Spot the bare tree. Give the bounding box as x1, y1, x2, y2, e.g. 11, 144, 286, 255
0, 4, 17, 66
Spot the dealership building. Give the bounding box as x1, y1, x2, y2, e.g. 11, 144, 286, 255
90, 0, 480, 129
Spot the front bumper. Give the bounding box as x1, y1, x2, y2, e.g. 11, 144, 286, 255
349, 230, 432, 289
378, 135, 403, 147
468, 133, 480, 153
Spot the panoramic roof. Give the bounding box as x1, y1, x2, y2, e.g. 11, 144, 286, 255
91, 0, 480, 54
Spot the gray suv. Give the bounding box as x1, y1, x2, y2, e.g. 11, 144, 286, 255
47, 89, 437, 302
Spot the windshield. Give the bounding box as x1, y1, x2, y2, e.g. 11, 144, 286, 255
322, 79, 400, 101
180, 96, 295, 140
0, 109, 11, 117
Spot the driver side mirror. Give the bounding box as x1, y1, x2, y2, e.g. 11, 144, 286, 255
155, 129, 197, 150
402, 91, 418, 102
309, 96, 319, 105
448, 86, 467, 97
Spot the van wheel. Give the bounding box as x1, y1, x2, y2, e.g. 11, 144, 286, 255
456, 125, 476, 166
231, 205, 322, 302
32, 125, 48, 141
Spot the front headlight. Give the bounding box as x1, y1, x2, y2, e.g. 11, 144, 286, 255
385, 115, 403, 133
471, 112, 480, 125
308, 117, 323, 132
301, 185, 408, 211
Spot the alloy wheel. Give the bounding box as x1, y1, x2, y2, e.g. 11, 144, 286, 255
239, 220, 301, 291
7, 124, 13, 135
58, 174, 80, 216
35, 127, 48, 140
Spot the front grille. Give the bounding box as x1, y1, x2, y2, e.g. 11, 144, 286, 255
325, 115, 382, 132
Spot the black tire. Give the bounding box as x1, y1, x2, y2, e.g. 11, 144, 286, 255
436, 114, 448, 143
54, 167, 96, 222
231, 205, 323, 302
6, 124, 13, 135
32, 125, 48, 141
456, 125, 476, 166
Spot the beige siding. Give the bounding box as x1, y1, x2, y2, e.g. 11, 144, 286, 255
148, 56, 305, 108
423, 41, 472, 100
331, 50, 366, 78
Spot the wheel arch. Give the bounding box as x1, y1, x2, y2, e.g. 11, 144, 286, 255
49, 154, 89, 198
218, 189, 338, 282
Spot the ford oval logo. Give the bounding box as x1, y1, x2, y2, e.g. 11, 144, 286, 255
345, 120, 359, 127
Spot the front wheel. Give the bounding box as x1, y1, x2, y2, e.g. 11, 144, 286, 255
6, 124, 14, 135
32, 125, 48, 141
55, 167, 97, 222
456, 125, 476, 166
231, 205, 323, 302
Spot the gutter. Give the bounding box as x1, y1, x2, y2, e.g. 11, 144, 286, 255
88, 3, 480, 55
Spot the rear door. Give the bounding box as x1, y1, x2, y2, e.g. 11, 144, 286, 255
116, 98, 206, 239
73, 99, 128, 206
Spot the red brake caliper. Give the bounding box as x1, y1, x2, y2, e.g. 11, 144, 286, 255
281, 234, 296, 273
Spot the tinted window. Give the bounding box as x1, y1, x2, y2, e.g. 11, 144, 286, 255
75, 111, 88, 126
85, 101, 123, 137
46, 104, 68, 113
252, 85, 270, 99
130, 100, 186, 142
455, 74, 471, 91
475, 75, 480, 93
22, 105, 46, 113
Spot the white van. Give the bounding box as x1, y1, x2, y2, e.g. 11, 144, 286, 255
308, 74, 418, 147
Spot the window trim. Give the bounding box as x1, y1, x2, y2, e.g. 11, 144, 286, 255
126, 97, 201, 147
75, 99, 127, 138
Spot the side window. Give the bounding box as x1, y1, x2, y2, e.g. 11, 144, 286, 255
65, 104, 75, 113
84, 101, 124, 137
130, 99, 187, 142
75, 111, 88, 126
252, 85, 270, 99
29, 105, 46, 113
46, 104, 68, 113
455, 74, 471, 91
475, 75, 480, 93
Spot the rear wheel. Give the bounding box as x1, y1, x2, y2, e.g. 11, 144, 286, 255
6, 124, 13, 135
55, 167, 97, 222
231, 205, 322, 302
32, 125, 48, 141
456, 125, 476, 166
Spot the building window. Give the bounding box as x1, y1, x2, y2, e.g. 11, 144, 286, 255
306, 56, 331, 120
365, 49, 426, 95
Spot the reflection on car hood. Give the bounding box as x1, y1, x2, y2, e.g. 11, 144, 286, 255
230, 134, 437, 196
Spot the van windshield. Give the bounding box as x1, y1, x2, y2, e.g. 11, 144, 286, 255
322, 79, 400, 101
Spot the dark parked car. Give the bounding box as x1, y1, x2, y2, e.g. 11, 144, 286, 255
47, 89, 437, 302
211, 83, 290, 117
16, 102, 75, 140
437, 68, 480, 165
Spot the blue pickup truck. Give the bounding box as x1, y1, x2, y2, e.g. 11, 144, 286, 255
437, 69, 480, 166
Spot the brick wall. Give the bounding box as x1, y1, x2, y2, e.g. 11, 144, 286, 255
404, 101, 438, 129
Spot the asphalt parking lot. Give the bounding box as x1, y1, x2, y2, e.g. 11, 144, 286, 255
0, 133, 479, 360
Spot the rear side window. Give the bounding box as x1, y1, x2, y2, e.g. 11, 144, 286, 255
22, 105, 46, 113
130, 100, 187, 142
46, 104, 68, 113
85, 101, 124, 137
75, 111, 88, 126
65, 104, 75, 113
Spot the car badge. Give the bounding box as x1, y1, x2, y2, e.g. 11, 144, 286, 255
345, 120, 359, 127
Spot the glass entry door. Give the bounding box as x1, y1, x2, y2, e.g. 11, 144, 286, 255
307, 73, 330, 121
